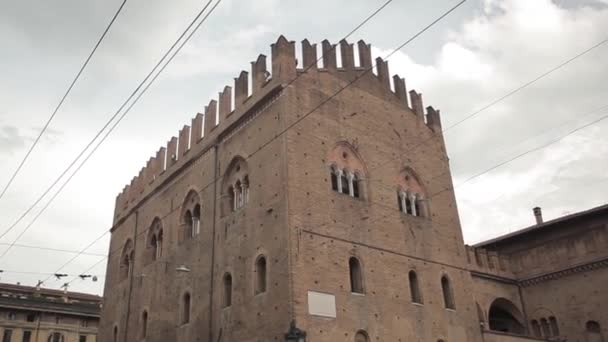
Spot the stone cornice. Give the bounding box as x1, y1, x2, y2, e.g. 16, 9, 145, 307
519, 256, 608, 287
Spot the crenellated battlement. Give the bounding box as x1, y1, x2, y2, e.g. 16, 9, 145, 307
113, 35, 444, 222
465, 245, 514, 279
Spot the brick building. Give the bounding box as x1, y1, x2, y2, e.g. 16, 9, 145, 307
98, 36, 607, 342
0, 282, 100, 342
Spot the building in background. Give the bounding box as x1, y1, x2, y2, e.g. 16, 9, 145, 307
98, 36, 606, 342
469, 205, 608, 342
0, 282, 100, 342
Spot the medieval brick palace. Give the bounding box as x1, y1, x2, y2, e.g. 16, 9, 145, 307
99, 36, 607, 342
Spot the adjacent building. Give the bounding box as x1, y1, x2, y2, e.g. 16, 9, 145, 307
0, 282, 101, 342
98, 36, 607, 342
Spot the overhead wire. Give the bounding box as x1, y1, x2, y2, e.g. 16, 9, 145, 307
0, 0, 219, 259
0, 0, 128, 201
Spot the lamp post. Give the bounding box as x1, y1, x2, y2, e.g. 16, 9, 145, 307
285, 320, 306, 342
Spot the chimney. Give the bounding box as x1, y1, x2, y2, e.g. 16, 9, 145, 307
533, 207, 543, 225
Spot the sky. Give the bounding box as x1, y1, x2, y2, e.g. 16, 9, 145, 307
0, 0, 607, 295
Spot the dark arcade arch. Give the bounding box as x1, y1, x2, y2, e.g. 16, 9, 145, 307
488, 298, 525, 335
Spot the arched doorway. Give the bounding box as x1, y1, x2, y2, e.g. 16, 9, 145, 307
488, 298, 525, 335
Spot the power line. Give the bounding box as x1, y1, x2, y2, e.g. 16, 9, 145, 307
363, 35, 608, 176
444, 36, 608, 132
0, 0, 128, 201
0, 0, 218, 247
58, 0, 468, 289
0, 242, 105, 257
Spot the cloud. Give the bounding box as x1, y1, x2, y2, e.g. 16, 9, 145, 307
0, 125, 28, 155
377, 0, 608, 243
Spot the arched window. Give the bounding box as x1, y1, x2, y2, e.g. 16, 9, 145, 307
222, 157, 250, 215
531, 320, 541, 337
397, 169, 428, 218
340, 172, 349, 195
414, 194, 422, 217
141, 311, 148, 338
349, 257, 364, 294
113, 326, 118, 342
352, 173, 360, 198
228, 185, 235, 212
148, 218, 163, 262
120, 240, 134, 281
223, 273, 233, 308
235, 180, 243, 208
398, 192, 404, 212
354, 330, 369, 342
441, 276, 455, 309
184, 210, 193, 239
327, 143, 367, 199
409, 271, 422, 304
192, 204, 201, 237
181, 190, 201, 241
488, 298, 525, 334
586, 321, 603, 342
255, 256, 267, 294
549, 316, 559, 337
243, 175, 250, 204
331, 166, 339, 191
540, 318, 551, 337
181, 293, 191, 324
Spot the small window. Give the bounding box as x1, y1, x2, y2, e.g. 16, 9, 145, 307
531, 320, 541, 337
331, 169, 339, 191
340, 172, 349, 195
192, 204, 201, 236
2, 330, 12, 342
414, 196, 422, 216
223, 273, 233, 308
49, 333, 64, 342
8, 312, 16, 320
540, 318, 551, 337
80, 319, 88, 327
142, 311, 148, 338
352, 174, 360, 198
55, 315, 61, 325
113, 326, 118, 342
228, 185, 236, 211
586, 320, 603, 341
184, 210, 193, 240
549, 316, 559, 337
397, 193, 404, 212
405, 196, 412, 215
349, 257, 364, 294
409, 271, 422, 304
354, 330, 369, 342
441, 276, 455, 309
23, 331, 32, 342
26, 313, 36, 322
182, 293, 191, 324
255, 256, 267, 294
79, 336, 87, 342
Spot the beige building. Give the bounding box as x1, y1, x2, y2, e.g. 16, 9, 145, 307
98, 36, 607, 342
0, 282, 100, 342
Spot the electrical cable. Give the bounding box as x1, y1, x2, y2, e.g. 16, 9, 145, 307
0, 0, 128, 201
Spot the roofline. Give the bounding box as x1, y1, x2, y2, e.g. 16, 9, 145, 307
474, 203, 608, 248
0, 282, 102, 302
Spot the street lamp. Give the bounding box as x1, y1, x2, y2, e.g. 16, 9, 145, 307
285, 320, 306, 342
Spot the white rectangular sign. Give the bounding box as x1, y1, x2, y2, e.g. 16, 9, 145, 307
308, 291, 337, 318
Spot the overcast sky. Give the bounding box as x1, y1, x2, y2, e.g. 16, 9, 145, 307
0, 0, 607, 295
